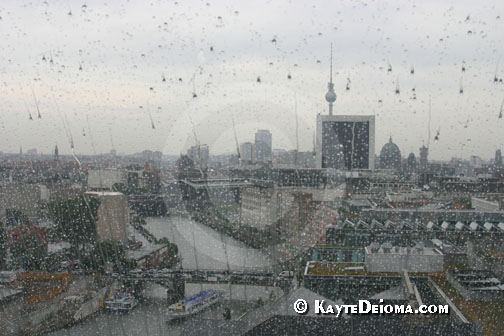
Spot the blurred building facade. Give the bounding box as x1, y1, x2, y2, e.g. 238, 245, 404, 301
255, 129, 272, 162
85, 191, 129, 244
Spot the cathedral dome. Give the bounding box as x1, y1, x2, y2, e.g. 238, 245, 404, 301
380, 137, 402, 170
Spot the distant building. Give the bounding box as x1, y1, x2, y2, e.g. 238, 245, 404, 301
240, 142, 256, 164
140, 150, 162, 162
326, 215, 504, 248
54, 145, 59, 161
272, 150, 316, 168
87, 169, 126, 191
187, 144, 209, 168
240, 186, 298, 232
175, 155, 201, 179
136, 150, 162, 170
364, 242, 444, 273
27, 148, 37, 155
471, 197, 500, 212
495, 149, 502, 167
8, 223, 48, 250
419, 145, 428, 172
406, 152, 417, 172
470, 155, 483, 167
466, 240, 504, 279
316, 115, 375, 170
0, 184, 49, 224
255, 129, 272, 162
379, 137, 401, 171
446, 270, 504, 301
84, 191, 129, 244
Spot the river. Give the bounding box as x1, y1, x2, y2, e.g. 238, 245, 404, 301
48, 216, 281, 335
143, 216, 275, 271
49, 283, 283, 336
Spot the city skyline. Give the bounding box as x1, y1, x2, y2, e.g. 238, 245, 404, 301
0, 0, 503, 160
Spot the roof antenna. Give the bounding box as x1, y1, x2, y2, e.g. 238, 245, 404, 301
325, 43, 337, 115
330, 43, 333, 83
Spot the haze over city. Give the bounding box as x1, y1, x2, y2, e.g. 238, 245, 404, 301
3, 1, 504, 335
1, 0, 503, 160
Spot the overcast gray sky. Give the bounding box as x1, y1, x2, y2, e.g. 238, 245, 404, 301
1, 0, 503, 160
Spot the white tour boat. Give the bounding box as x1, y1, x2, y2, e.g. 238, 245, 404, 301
104, 289, 139, 313
166, 289, 222, 321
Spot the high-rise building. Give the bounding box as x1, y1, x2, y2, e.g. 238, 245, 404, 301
255, 129, 272, 162
495, 149, 502, 167
419, 145, 429, 171
187, 144, 209, 168
240, 142, 256, 164
315, 45, 375, 170
316, 115, 375, 170
54, 144, 59, 161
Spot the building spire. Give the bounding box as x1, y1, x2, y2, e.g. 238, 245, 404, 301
325, 43, 337, 115
54, 144, 59, 161
330, 43, 333, 83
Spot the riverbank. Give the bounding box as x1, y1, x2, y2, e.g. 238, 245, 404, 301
49, 283, 284, 336
0, 275, 110, 335
144, 216, 274, 271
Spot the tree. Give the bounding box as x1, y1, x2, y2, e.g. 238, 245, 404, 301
84, 240, 126, 272
49, 196, 100, 258
11, 232, 47, 270
156, 237, 179, 268
5, 209, 29, 226
112, 182, 135, 195
0, 223, 6, 268
157, 237, 178, 255
255, 297, 264, 308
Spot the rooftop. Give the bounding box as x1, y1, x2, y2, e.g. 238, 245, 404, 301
125, 243, 166, 261
84, 191, 124, 196
449, 270, 504, 292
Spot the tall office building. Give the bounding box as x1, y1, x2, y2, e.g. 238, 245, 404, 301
315, 46, 375, 170
187, 144, 209, 168
255, 129, 272, 162
240, 142, 256, 164
316, 115, 375, 170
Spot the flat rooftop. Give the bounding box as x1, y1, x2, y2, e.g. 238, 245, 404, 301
449, 270, 504, 292
365, 246, 443, 256
126, 243, 166, 261
0, 288, 22, 301
304, 261, 445, 278
84, 191, 124, 196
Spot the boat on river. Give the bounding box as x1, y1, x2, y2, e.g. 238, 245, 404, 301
166, 289, 222, 321
104, 289, 138, 313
